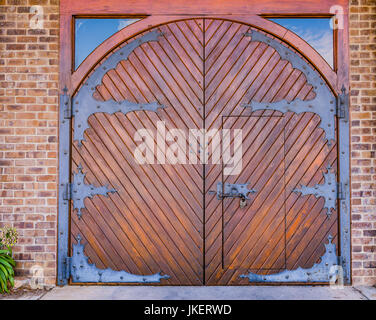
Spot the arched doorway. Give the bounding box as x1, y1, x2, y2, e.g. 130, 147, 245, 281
58, 16, 350, 285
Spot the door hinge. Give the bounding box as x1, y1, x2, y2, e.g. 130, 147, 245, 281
338, 256, 349, 281
336, 85, 349, 121
63, 182, 72, 201
61, 86, 72, 119
64, 256, 72, 280
337, 182, 344, 200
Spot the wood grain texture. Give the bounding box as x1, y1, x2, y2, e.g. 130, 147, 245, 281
71, 19, 205, 285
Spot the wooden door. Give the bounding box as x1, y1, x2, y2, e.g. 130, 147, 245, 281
203, 20, 338, 285
68, 18, 339, 285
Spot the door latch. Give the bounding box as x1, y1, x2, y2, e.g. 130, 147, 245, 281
209, 182, 256, 200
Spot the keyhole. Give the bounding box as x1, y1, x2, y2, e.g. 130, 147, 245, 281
240, 198, 247, 209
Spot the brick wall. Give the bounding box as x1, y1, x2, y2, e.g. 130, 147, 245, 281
349, 0, 376, 286
0, 0, 375, 287
0, 0, 59, 287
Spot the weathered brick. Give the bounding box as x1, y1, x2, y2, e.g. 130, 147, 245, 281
350, 0, 376, 286
363, 230, 376, 236
6, 43, 25, 50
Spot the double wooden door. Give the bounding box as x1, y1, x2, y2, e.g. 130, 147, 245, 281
70, 18, 338, 285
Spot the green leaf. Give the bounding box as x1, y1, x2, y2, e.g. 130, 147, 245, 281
0, 264, 9, 278
0, 258, 13, 270
0, 271, 8, 293
9, 276, 14, 288
0, 245, 16, 293
1, 255, 16, 267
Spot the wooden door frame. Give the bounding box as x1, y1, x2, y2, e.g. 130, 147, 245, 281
57, 0, 351, 285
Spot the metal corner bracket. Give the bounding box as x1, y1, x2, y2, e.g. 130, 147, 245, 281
69, 235, 170, 283
240, 235, 339, 283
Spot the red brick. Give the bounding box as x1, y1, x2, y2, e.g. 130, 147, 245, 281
351, 0, 376, 286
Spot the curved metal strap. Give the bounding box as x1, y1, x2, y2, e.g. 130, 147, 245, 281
243, 30, 337, 146
73, 30, 166, 146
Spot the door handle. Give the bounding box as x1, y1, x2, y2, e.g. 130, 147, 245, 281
208, 182, 256, 200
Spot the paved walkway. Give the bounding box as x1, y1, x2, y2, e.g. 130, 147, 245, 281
25, 285, 376, 300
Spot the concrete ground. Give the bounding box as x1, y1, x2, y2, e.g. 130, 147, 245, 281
2, 285, 375, 300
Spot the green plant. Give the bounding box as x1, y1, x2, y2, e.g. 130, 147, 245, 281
0, 226, 18, 293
